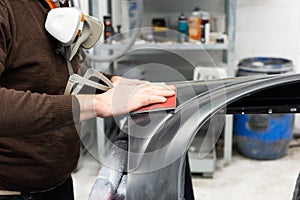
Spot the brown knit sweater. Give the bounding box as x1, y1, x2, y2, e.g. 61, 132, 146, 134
0, 0, 81, 191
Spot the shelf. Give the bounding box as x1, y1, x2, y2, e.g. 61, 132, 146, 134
188, 134, 217, 177
99, 43, 229, 51
98, 0, 237, 172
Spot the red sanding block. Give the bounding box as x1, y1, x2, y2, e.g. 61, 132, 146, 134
132, 84, 177, 114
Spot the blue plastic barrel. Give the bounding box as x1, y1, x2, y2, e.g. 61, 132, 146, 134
234, 57, 294, 160
234, 114, 293, 160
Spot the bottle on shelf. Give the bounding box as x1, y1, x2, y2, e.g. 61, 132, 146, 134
215, 14, 226, 44
178, 13, 188, 43
103, 15, 114, 44
200, 11, 210, 44
152, 18, 167, 42
114, 25, 124, 42
188, 7, 201, 41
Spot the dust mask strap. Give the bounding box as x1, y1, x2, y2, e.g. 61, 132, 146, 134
44, 0, 68, 9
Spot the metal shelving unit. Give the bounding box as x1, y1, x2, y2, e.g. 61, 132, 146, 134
187, 0, 236, 176
93, 0, 236, 177
223, 0, 236, 168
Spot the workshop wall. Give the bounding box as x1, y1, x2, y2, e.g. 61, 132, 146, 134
235, 0, 300, 131
235, 0, 300, 72
95, 0, 300, 71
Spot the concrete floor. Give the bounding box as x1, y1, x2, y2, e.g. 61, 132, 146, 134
73, 139, 300, 200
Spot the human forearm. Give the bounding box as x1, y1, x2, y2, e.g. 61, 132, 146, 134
75, 80, 175, 121
0, 87, 76, 137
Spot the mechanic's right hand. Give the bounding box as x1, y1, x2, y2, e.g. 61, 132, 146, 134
75, 79, 175, 121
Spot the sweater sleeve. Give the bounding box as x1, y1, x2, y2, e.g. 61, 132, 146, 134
0, 89, 80, 137
0, 2, 80, 137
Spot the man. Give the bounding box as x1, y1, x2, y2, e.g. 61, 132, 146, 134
0, 0, 174, 199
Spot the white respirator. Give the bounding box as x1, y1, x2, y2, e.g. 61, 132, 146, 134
44, 6, 112, 93
45, 7, 104, 60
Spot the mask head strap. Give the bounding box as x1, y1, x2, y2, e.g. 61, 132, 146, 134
44, 0, 68, 9
44, 0, 60, 9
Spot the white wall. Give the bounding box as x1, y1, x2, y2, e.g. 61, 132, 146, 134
235, 0, 300, 71
235, 0, 300, 130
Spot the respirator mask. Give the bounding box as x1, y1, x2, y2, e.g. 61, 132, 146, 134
44, 5, 112, 94
45, 7, 104, 61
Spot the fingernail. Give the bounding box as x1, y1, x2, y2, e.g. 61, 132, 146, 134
168, 85, 176, 90
169, 90, 175, 94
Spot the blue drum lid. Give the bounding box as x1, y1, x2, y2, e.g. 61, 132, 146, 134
238, 57, 293, 73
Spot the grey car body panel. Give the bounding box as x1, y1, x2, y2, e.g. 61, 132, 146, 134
126, 73, 300, 199
90, 73, 300, 200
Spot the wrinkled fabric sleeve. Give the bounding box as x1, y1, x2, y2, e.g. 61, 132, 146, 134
0, 3, 80, 137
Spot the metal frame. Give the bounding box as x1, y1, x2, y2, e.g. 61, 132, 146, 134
223, 0, 237, 165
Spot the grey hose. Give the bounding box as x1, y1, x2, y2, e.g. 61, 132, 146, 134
86, 0, 143, 63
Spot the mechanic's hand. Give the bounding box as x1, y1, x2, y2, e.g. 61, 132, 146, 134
75, 77, 175, 121
95, 78, 175, 118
